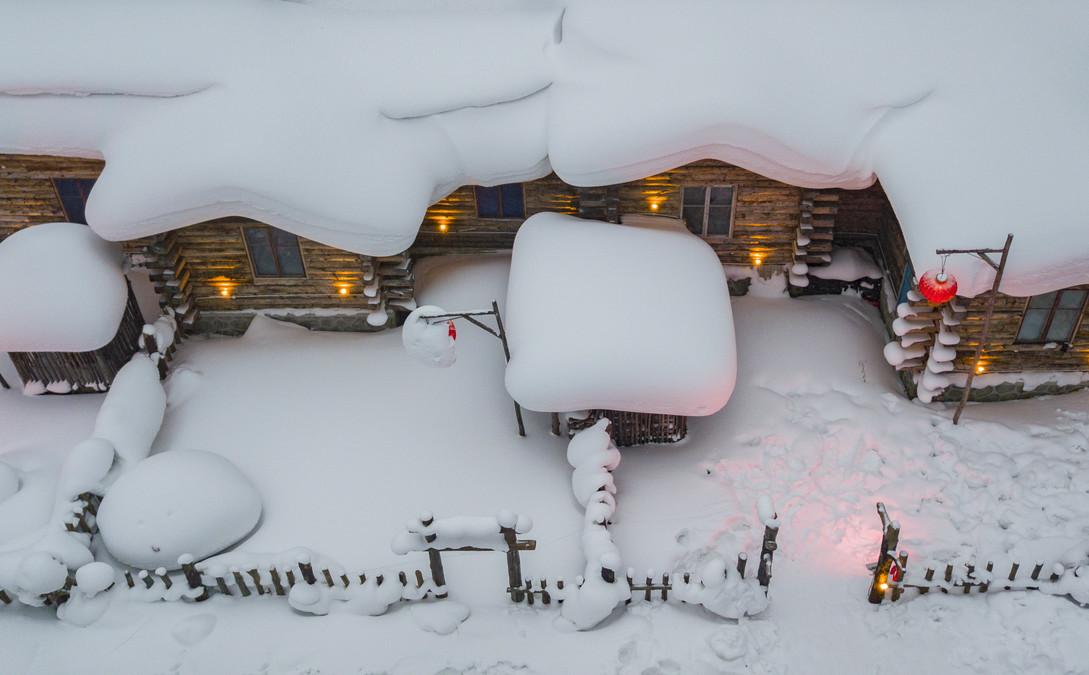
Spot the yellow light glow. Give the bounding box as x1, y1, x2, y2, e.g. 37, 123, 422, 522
219, 287, 231, 298
975, 364, 986, 375
338, 287, 349, 296
878, 582, 889, 592
753, 255, 764, 267
649, 202, 659, 211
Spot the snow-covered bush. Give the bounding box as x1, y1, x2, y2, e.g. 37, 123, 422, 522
97, 450, 261, 569
402, 305, 456, 368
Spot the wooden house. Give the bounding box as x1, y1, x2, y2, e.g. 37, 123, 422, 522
2, 153, 1087, 406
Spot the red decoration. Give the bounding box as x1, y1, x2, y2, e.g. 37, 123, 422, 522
889, 559, 902, 583
447, 320, 457, 340
919, 270, 958, 305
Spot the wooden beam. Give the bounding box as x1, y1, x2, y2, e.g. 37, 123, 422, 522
952, 234, 1014, 425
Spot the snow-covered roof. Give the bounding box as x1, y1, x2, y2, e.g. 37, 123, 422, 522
504, 213, 736, 416
0, 223, 128, 352
2, 1, 1087, 295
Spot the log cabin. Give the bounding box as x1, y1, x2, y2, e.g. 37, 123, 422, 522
1, 153, 1087, 404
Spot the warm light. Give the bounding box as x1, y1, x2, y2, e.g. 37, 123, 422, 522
753, 255, 764, 267
975, 363, 986, 375
338, 287, 349, 296
436, 217, 450, 234
219, 287, 231, 298
649, 202, 659, 211
878, 582, 888, 592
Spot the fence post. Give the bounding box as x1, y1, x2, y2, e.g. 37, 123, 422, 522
868, 502, 901, 604
501, 525, 525, 603
419, 512, 448, 599
757, 513, 779, 589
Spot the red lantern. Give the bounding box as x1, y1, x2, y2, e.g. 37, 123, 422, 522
447, 320, 457, 341
919, 269, 958, 305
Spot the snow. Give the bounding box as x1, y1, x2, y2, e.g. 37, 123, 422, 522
391, 512, 531, 554
92, 355, 166, 465
0, 222, 127, 352
401, 306, 456, 368
505, 213, 736, 416
97, 449, 261, 569
4, 256, 1089, 671
5, 3, 1086, 295
409, 600, 471, 635
809, 246, 883, 282
0, 462, 19, 503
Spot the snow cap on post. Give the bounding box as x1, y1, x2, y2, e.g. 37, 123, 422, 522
402, 306, 456, 368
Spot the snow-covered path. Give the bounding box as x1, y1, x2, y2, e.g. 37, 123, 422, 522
2, 258, 1089, 674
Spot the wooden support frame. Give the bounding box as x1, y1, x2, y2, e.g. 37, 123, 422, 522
422, 300, 526, 437
936, 234, 1014, 425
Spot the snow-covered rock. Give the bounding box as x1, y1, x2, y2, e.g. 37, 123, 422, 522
92, 355, 166, 465
0, 223, 128, 352
97, 450, 262, 569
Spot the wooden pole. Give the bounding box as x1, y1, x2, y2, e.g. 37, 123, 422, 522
500, 525, 525, 602
491, 300, 526, 437
952, 234, 1014, 425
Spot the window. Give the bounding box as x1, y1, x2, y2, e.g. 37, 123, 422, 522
243, 226, 306, 277
681, 186, 734, 237
1016, 289, 1087, 344
51, 178, 96, 224
475, 183, 525, 219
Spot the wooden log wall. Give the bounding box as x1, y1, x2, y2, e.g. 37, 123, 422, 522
410, 173, 579, 255
832, 181, 910, 290
614, 160, 805, 267
0, 154, 102, 238
951, 288, 1089, 374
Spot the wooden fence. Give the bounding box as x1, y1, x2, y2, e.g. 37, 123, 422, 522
868, 502, 1086, 606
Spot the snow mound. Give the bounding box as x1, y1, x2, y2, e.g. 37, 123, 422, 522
0, 222, 127, 352
0, 462, 19, 503
92, 355, 166, 465
402, 306, 456, 368
505, 213, 736, 416
410, 600, 470, 635
809, 246, 882, 282
97, 450, 262, 569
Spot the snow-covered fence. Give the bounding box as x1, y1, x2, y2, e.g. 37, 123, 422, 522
868, 502, 1089, 607
511, 420, 781, 629
138, 310, 179, 379
392, 510, 536, 603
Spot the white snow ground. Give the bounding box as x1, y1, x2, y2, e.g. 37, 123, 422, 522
2, 257, 1089, 674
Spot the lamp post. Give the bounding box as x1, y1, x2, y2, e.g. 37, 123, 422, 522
417, 300, 526, 437
935, 234, 1014, 425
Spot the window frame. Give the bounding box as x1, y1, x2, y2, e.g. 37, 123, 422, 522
51, 177, 97, 224
241, 225, 308, 279
474, 183, 527, 220
679, 185, 736, 238
1014, 288, 1088, 345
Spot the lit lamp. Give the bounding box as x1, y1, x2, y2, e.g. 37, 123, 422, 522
649, 202, 659, 212
975, 362, 986, 375
437, 217, 449, 234
752, 254, 764, 267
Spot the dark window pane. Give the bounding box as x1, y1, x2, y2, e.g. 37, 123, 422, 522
1017, 308, 1050, 342
270, 229, 305, 276
499, 183, 525, 218
53, 177, 96, 224
706, 207, 732, 235
475, 186, 501, 218
1058, 289, 1087, 309
682, 187, 706, 206
1046, 309, 1081, 342
1027, 292, 1057, 309
244, 227, 279, 276
682, 207, 705, 235
709, 186, 734, 206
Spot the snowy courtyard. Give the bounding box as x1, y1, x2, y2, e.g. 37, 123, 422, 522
2, 257, 1089, 674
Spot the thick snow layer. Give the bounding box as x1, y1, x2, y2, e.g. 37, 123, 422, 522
8, 257, 1089, 671
0, 223, 127, 352
505, 213, 736, 415
4, 3, 1087, 294
97, 449, 261, 569
809, 247, 883, 282
0, 1, 558, 256
401, 306, 456, 368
